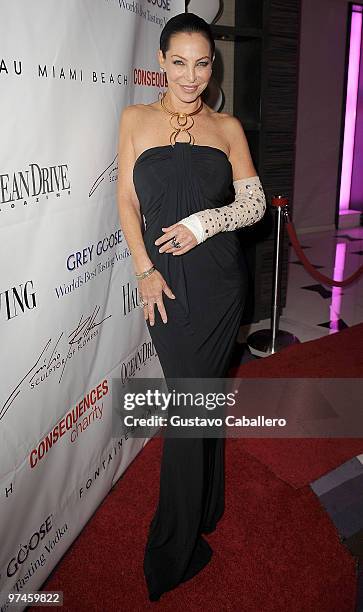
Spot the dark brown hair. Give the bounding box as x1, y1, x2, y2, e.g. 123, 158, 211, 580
159, 12, 215, 60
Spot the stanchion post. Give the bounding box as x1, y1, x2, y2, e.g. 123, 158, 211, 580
247, 194, 300, 357
271, 200, 284, 352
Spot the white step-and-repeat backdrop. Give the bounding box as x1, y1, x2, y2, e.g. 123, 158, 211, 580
0, 1, 183, 606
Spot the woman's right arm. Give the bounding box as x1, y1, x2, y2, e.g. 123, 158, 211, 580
116, 106, 175, 325
117, 106, 154, 276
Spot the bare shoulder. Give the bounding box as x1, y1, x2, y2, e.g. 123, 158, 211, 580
203, 104, 230, 121
219, 112, 245, 139
205, 107, 236, 121
205, 107, 245, 139
217, 112, 257, 179
119, 102, 159, 135
119, 103, 146, 127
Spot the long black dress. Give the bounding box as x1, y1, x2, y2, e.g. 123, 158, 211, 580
132, 141, 248, 600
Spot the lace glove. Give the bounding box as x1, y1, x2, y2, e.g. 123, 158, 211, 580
178, 175, 266, 244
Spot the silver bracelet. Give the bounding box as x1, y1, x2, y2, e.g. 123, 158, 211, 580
135, 265, 156, 280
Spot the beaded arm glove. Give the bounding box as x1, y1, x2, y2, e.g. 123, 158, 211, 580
178, 175, 266, 244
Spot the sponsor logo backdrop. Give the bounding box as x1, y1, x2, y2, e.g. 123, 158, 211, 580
0, 1, 182, 606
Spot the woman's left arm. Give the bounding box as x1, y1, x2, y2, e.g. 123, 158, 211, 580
178, 115, 266, 243
178, 175, 266, 244
155, 116, 266, 255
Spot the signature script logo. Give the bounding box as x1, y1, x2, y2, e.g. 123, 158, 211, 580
0, 305, 111, 421
89, 154, 117, 197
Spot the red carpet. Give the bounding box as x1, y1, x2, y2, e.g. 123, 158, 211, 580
28, 324, 362, 610
230, 322, 363, 488
29, 436, 357, 611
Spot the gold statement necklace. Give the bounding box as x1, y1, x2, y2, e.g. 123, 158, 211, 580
160, 91, 204, 146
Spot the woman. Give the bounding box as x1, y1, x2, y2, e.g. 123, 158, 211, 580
117, 12, 266, 602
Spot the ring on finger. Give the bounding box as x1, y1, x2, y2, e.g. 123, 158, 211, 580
171, 236, 182, 249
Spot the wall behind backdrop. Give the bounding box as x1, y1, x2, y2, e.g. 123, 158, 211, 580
0, 1, 183, 606
293, 0, 353, 232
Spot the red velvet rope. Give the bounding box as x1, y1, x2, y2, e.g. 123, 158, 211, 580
286, 220, 363, 287
269, 197, 363, 287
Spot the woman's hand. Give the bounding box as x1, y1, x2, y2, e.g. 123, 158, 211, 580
138, 269, 175, 326
154, 223, 198, 256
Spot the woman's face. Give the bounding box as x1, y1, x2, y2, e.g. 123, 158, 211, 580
158, 32, 213, 101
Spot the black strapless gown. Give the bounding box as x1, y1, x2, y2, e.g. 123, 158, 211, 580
132, 142, 248, 601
